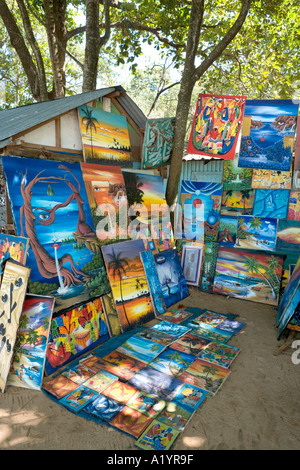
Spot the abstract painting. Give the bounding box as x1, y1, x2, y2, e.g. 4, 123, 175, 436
110, 405, 153, 438
101, 239, 155, 332
136, 419, 179, 450
287, 191, 300, 220
45, 297, 110, 375
253, 189, 290, 219
220, 189, 255, 216
213, 246, 284, 306
140, 250, 167, 315
59, 385, 99, 412
222, 158, 253, 191
0, 234, 29, 274
180, 181, 223, 242
181, 245, 203, 286
80, 162, 127, 243
238, 99, 299, 171
199, 241, 219, 293
142, 117, 175, 169
179, 358, 231, 396
235, 215, 278, 251
148, 347, 195, 378
187, 94, 246, 160
153, 249, 190, 308
78, 105, 133, 167
217, 215, 238, 247
276, 220, 300, 254
8, 294, 54, 390
84, 394, 124, 421
251, 167, 292, 189
116, 335, 165, 364
2, 155, 110, 314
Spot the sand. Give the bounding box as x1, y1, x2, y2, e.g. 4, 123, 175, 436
1, 287, 300, 451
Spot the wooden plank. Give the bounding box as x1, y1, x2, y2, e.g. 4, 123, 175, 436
0, 260, 31, 392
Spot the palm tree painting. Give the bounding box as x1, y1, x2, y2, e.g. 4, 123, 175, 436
235, 215, 277, 251
221, 189, 255, 216
101, 239, 155, 332
80, 106, 98, 159
148, 347, 195, 378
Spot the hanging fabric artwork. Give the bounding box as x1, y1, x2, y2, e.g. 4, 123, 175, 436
186, 94, 247, 159
142, 117, 175, 169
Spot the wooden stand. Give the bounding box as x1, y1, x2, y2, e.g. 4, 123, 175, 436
273, 329, 298, 356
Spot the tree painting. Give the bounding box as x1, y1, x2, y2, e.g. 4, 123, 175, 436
80, 105, 99, 159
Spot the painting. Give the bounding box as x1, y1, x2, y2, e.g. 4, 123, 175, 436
153, 249, 190, 308
276, 255, 300, 326
43, 374, 79, 399
148, 347, 195, 378
277, 287, 300, 340
135, 419, 179, 450
159, 308, 193, 325
142, 117, 175, 169
2, 155, 110, 314
180, 181, 223, 242
0, 234, 29, 274
100, 350, 145, 381
140, 250, 167, 316
110, 405, 153, 438
128, 366, 184, 401
171, 332, 211, 356
186, 93, 246, 160
198, 341, 240, 368
127, 391, 166, 417
45, 297, 110, 375
78, 105, 133, 167
238, 99, 299, 171
287, 191, 300, 220
101, 292, 122, 337
292, 170, 300, 190
276, 220, 300, 254
222, 158, 253, 191
84, 394, 124, 421
294, 125, 300, 170
101, 380, 138, 405
157, 401, 194, 432
101, 239, 155, 332
235, 215, 278, 251
173, 383, 207, 410
59, 385, 99, 412
181, 245, 203, 286
199, 241, 219, 292
150, 320, 190, 339
179, 358, 231, 396
251, 167, 292, 189
193, 310, 246, 334
80, 162, 127, 243
220, 189, 255, 216
134, 328, 176, 347
116, 335, 165, 364
253, 189, 290, 219
189, 322, 234, 343
61, 364, 95, 384
213, 246, 284, 306
217, 215, 238, 247
0, 260, 31, 393
81, 370, 118, 393
8, 294, 54, 390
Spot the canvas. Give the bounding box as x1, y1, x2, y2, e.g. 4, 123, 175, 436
82, 370, 119, 393
140, 250, 167, 315
180, 181, 223, 242
213, 246, 283, 306
101, 380, 138, 405
116, 335, 165, 364
198, 341, 240, 368
193, 310, 246, 334
84, 393, 124, 421
0, 234, 29, 274
235, 215, 278, 251
276, 220, 300, 254
128, 366, 184, 401
251, 167, 292, 189
238, 99, 298, 171
293, 170, 300, 190
172, 382, 207, 410
159, 308, 193, 324
150, 320, 190, 339
277, 287, 300, 340
101, 239, 155, 332
43, 374, 79, 399
171, 332, 211, 356
135, 419, 179, 450
100, 350, 145, 381
0, 260, 31, 392
78, 105, 133, 167
8, 294, 54, 391
110, 405, 153, 438
199, 241, 219, 292
148, 347, 195, 378
253, 189, 290, 219
179, 358, 231, 396
186, 94, 246, 160
276, 255, 300, 326
156, 401, 195, 432
134, 328, 177, 347
294, 125, 300, 170
80, 162, 127, 243
127, 391, 166, 417
287, 191, 300, 220
220, 189, 255, 216
217, 215, 238, 247
101, 292, 122, 337
2, 155, 110, 314
153, 249, 190, 308
189, 322, 234, 343
59, 385, 99, 412
61, 364, 96, 384
181, 245, 203, 286
222, 158, 253, 191
142, 117, 175, 169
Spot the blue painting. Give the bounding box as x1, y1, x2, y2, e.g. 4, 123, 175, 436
173, 383, 207, 410
253, 189, 290, 219
84, 394, 124, 421
116, 335, 165, 363
128, 366, 184, 401
140, 250, 167, 315
154, 249, 190, 308
277, 283, 300, 339
180, 181, 223, 241
238, 99, 299, 171
2, 155, 110, 314
150, 320, 190, 338
235, 215, 278, 251
148, 347, 195, 378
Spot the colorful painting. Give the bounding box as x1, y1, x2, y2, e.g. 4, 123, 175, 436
150, 320, 190, 339
100, 350, 145, 381
198, 341, 240, 368
78, 105, 132, 167
181, 245, 203, 286
148, 347, 195, 378
199, 241, 219, 292
287, 191, 300, 220
59, 385, 99, 412
235, 215, 278, 251
180, 181, 223, 242
128, 366, 184, 401
159, 308, 193, 325
2, 155, 110, 314
251, 167, 292, 189
140, 250, 167, 315
276, 255, 300, 326
80, 162, 127, 243
238, 99, 298, 171
187, 94, 246, 160
277, 286, 300, 340
110, 405, 153, 438
294, 125, 300, 170
116, 335, 165, 364
136, 419, 179, 450
222, 158, 253, 191
218, 215, 238, 247
142, 117, 175, 169
45, 297, 110, 375
8, 294, 54, 390
101, 239, 155, 332
276, 220, 300, 253
193, 310, 246, 334
82, 370, 119, 393
171, 333, 211, 356
79, 354, 109, 373
43, 374, 79, 399
292, 170, 300, 190
154, 249, 190, 308
101, 292, 122, 337
179, 358, 231, 395
253, 189, 290, 219
173, 383, 207, 410
220, 189, 255, 216
190, 322, 233, 343
0, 234, 29, 274
84, 394, 124, 421
61, 364, 95, 384
101, 380, 138, 405
134, 328, 176, 347
127, 391, 166, 417
213, 247, 284, 306
157, 401, 194, 432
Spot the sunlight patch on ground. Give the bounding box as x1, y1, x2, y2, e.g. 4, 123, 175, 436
182, 435, 206, 448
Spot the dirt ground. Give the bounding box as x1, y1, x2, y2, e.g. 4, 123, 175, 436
1, 288, 300, 451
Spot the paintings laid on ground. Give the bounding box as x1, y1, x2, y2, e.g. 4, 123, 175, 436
101, 239, 155, 332
252, 189, 289, 219
213, 246, 284, 306
0, 234, 30, 274
238, 99, 299, 171
2, 156, 110, 314
187, 93, 247, 160
8, 294, 54, 390
235, 216, 277, 251
78, 105, 133, 167
142, 117, 175, 169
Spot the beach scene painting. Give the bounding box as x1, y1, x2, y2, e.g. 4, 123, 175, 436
213, 246, 284, 306
220, 189, 255, 216
238, 99, 299, 171
78, 105, 132, 167
116, 335, 165, 364
235, 215, 278, 251
276, 220, 300, 254
253, 189, 290, 219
